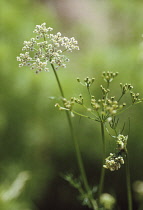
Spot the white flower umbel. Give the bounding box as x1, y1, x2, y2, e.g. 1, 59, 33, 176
103, 153, 124, 171
17, 23, 79, 73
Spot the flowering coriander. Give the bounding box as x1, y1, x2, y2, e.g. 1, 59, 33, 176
17, 23, 79, 73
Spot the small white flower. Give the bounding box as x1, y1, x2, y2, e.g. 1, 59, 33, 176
107, 117, 112, 122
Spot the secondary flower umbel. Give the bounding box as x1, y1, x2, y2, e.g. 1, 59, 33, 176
17, 23, 79, 73
103, 153, 124, 171
103, 134, 128, 171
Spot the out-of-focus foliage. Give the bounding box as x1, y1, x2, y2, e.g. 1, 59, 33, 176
0, 171, 31, 210
1, 0, 143, 209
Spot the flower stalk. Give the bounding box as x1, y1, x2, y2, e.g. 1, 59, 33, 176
125, 152, 133, 210
50, 63, 97, 209
98, 121, 106, 204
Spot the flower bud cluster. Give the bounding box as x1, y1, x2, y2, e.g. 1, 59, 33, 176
63, 98, 74, 111
77, 77, 95, 88
120, 83, 133, 95
91, 96, 101, 111
103, 153, 124, 171
55, 95, 84, 112
17, 23, 79, 73
100, 85, 110, 97
84, 77, 95, 88
102, 71, 118, 83
130, 92, 142, 104
57, 98, 75, 111
56, 72, 142, 125
102, 99, 119, 115
74, 94, 83, 105
91, 96, 126, 117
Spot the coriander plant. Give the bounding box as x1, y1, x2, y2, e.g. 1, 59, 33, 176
17, 23, 142, 210
56, 72, 142, 209
17, 23, 97, 209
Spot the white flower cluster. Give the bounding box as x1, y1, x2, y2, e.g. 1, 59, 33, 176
103, 153, 124, 171
117, 134, 128, 151
17, 23, 79, 73
103, 134, 128, 171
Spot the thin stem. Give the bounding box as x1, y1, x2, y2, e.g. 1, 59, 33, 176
82, 104, 99, 120
87, 87, 92, 98
51, 64, 97, 209
72, 110, 99, 122
98, 121, 106, 204
115, 105, 133, 116
125, 152, 133, 210
118, 93, 124, 102
51, 63, 64, 98
107, 82, 110, 89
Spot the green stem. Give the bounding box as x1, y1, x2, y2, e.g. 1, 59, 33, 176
125, 152, 133, 210
51, 64, 64, 98
51, 64, 97, 209
87, 87, 92, 98
98, 122, 106, 204
115, 104, 133, 116
72, 110, 99, 122
117, 93, 124, 102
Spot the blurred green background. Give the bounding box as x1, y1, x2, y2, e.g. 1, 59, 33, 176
1, 0, 143, 209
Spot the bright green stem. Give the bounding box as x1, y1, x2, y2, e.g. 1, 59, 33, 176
98, 122, 106, 203
125, 152, 133, 210
51, 64, 97, 209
